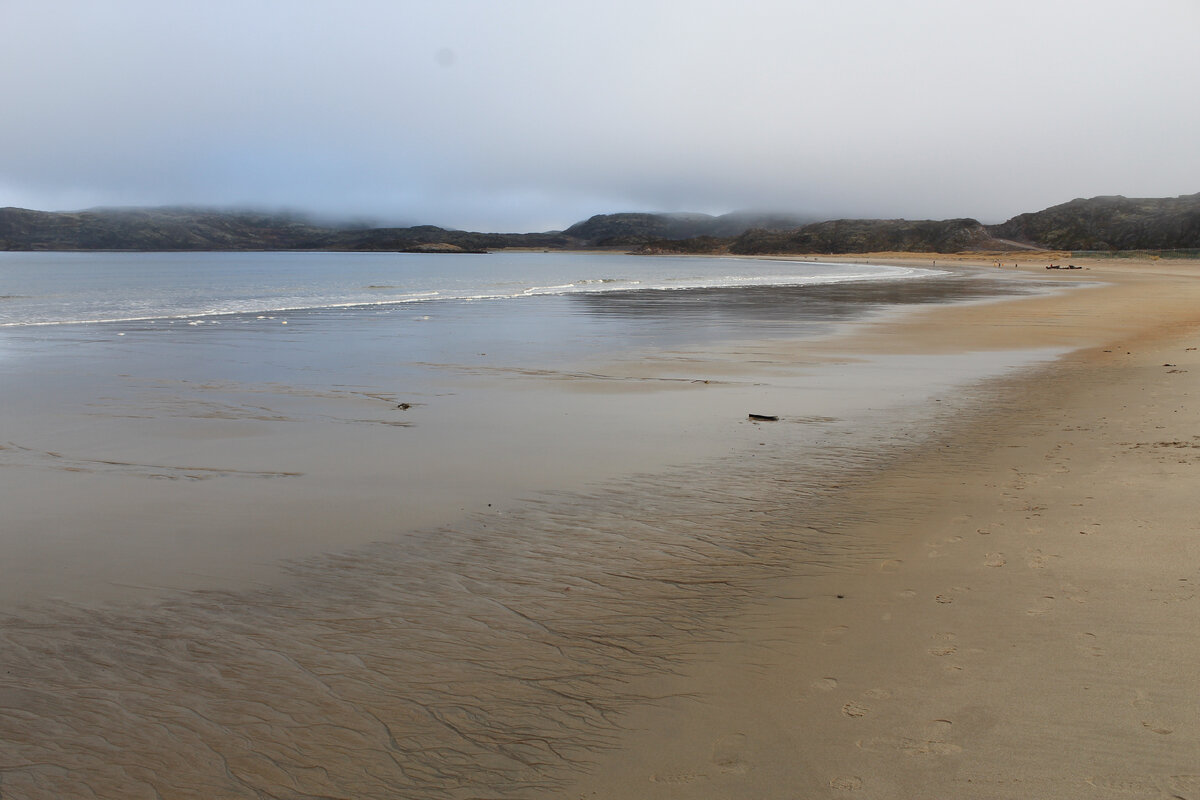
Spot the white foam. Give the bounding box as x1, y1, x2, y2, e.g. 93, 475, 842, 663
0, 256, 944, 328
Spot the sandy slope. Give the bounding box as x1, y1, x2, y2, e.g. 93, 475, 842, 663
551, 257, 1200, 799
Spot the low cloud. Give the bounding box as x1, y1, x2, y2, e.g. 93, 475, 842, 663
2, 0, 1197, 231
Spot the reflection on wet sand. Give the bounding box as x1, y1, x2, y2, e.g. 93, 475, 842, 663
0, 423, 936, 798
0, 442, 304, 481
568, 276, 1045, 326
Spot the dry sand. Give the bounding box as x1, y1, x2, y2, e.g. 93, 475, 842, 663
550, 255, 1200, 799
4, 254, 1200, 799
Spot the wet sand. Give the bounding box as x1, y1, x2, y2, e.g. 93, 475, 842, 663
550, 256, 1200, 798
0, 271, 1043, 606
4, 257, 1200, 797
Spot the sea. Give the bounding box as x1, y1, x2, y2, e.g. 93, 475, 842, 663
0, 250, 1065, 798
0, 250, 1062, 597
0, 250, 941, 327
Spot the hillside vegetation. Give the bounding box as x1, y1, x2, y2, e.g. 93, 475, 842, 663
987, 194, 1200, 251
2, 194, 1197, 253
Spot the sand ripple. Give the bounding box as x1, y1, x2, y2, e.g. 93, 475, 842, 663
0, 436, 938, 798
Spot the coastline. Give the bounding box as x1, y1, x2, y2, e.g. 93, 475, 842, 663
548, 256, 1200, 798
3, 255, 1200, 797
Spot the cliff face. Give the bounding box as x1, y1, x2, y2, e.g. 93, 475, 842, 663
987, 194, 1200, 251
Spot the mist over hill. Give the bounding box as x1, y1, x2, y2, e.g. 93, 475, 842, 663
2, 195, 1198, 254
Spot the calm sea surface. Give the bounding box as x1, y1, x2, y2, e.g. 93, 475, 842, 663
0, 251, 1032, 376
0, 250, 938, 328
0, 250, 1055, 606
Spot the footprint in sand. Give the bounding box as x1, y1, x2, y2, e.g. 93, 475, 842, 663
932, 634, 963, 666
935, 586, 969, 604
926, 536, 963, 559
1085, 776, 1163, 794
649, 772, 708, 785
829, 776, 864, 791
811, 677, 839, 691
1026, 549, 1051, 569
1027, 595, 1056, 615
841, 701, 870, 718
1170, 775, 1200, 794
923, 719, 955, 739
1062, 583, 1090, 604
1075, 632, 1103, 657
901, 719, 962, 756
858, 720, 960, 757
711, 733, 748, 774
1141, 721, 1174, 735
1167, 581, 1196, 603
879, 559, 903, 573
984, 552, 1007, 568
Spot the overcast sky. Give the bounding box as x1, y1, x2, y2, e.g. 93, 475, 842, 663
2, 0, 1198, 231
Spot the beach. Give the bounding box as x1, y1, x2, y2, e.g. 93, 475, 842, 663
2, 253, 1199, 798
550, 255, 1200, 799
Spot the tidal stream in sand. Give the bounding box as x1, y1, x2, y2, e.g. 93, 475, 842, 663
0, 252, 1066, 797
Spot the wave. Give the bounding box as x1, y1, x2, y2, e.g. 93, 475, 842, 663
0, 263, 943, 328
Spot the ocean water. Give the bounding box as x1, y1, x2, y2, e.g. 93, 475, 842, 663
0, 250, 937, 328
0, 250, 1055, 604
0, 250, 1032, 379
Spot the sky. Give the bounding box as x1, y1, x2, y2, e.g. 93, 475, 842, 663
2, 0, 1198, 232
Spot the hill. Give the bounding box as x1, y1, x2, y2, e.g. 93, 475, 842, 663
0, 207, 570, 252
2, 194, 1199, 253
0, 207, 813, 252
562, 211, 816, 247
729, 218, 997, 255
986, 193, 1200, 251
0, 207, 336, 251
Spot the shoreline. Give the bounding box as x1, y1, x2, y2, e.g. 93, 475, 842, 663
548, 256, 1200, 798
0, 257, 1047, 607
4, 256, 1200, 796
